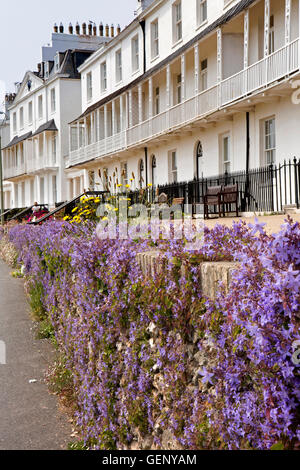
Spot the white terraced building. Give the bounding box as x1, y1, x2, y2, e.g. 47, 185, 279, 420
66, 0, 300, 202
2, 25, 112, 209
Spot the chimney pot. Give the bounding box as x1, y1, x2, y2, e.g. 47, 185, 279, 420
117, 24, 121, 35
93, 23, 97, 35
59, 22, 64, 33
88, 23, 92, 35
99, 22, 104, 36
111, 24, 115, 37
105, 24, 109, 37
76, 22, 80, 34
69, 23, 73, 34
82, 22, 87, 35
54, 23, 58, 33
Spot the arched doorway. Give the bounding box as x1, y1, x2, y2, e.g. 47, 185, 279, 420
151, 155, 157, 186
196, 141, 204, 180
139, 159, 144, 188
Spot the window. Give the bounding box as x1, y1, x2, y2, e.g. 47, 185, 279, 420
52, 175, 57, 203
52, 134, 57, 164
151, 155, 157, 186
100, 62, 107, 92
221, 134, 231, 173
50, 88, 56, 113
197, 0, 207, 26
269, 15, 275, 55
38, 95, 43, 119
173, 1, 182, 43
139, 159, 144, 188
115, 50, 122, 83
170, 151, 178, 183
154, 87, 160, 115
28, 102, 33, 124
121, 162, 128, 186
13, 113, 17, 133
176, 74, 182, 104
264, 118, 276, 165
200, 59, 208, 91
19, 107, 24, 129
132, 36, 139, 73
151, 20, 159, 59
87, 72, 93, 101
196, 141, 203, 179
39, 136, 44, 158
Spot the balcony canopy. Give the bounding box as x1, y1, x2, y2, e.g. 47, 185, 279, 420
31, 119, 58, 138
2, 131, 32, 150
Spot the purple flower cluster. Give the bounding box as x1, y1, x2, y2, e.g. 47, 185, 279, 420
5, 217, 300, 450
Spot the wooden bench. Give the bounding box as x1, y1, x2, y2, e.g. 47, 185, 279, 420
220, 184, 239, 218
203, 185, 222, 219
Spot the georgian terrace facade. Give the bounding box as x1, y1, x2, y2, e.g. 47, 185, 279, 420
2, 27, 112, 209
67, 0, 300, 196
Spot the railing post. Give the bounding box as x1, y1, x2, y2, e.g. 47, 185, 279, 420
294, 156, 299, 208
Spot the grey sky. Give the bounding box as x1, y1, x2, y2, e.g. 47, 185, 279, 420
0, 0, 137, 93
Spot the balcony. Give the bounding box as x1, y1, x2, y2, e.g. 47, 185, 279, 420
67, 38, 299, 168
27, 153, 59, 174
4, 162, 26, 180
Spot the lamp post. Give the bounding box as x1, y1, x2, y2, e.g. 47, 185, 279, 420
0, 111, 8, 225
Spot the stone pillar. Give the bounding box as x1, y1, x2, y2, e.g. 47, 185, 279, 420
264, 0, 270, 58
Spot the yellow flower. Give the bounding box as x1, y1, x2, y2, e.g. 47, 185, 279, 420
114, 208, 118, 212
147, 183, 153, 187
72, 207, 78, 213
102, 216, 108, 221
63, 216, 70, 221
117, 184, 123, 188
125, 184, 130, 188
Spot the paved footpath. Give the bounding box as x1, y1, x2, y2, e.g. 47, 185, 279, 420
0, 260, 71, 450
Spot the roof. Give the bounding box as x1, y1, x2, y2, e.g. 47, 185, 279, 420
71, 0, 257, 124
2, 131, 32, 150
31, 119, 58, 137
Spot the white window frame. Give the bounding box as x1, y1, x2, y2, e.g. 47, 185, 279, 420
28, 101, 33, 125
131, 35, 139, 73
87, 72, 93, 102
38, 95, 43, 120
13, 112, 17, 133
197, 0, 207, 26
52, 134, 57, 164
50, 88, 56, 113
100, 62, 107, 92
115, 49, 122, 83
176, 74, 182, 104
269, 15, 275, 55
19, 107, 24, 129
263, 117, 276, 165
170, 150, 178, 183
221, 133, 231, 174
151, 19, 159, 59
200, 58, 208, 91
173, 1, 182, 44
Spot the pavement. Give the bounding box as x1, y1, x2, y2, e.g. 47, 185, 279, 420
0, 260, 71, 450
203, 213, 300, 235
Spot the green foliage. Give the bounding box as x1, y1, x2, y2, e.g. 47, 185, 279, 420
29, 281, 47, 321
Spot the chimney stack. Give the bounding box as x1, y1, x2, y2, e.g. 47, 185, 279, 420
88, 22, 92, 35
110, 24, 115, 37
117, 24, 121, 35
69, 23, 73, 34
99, 22, 104, 36
82, 22, 87, 35
76, 22, 80, 34
59, 22, 64, 33
105, 24, 109, 37
53, 23, 58, 33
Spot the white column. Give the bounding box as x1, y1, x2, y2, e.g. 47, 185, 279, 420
244, 10, 249, 94
77, 122, 80, 149
84, 117, 87, 146
217, 28, 222, 106
43, 132, 46, 167
128, 90, 133, 128
112, 100, 116, 135
181, 54, 186, 102
125, 93, 129, 129
120, 95, 124, 131
138, 83, 143, 123
104, 105, 108, 139
166, 64, 171, 128
264, 0, 270, 58
148, 77, 153, 136
244, 10, 249, 68
91, 112, 95, 143
285, 0, 291, 45
194, 43, 199, 116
